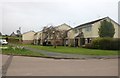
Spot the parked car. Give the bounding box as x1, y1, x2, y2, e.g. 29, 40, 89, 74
0, 39, 8, 45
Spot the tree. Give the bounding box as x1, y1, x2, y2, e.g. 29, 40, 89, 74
59, 30, 68, 46
98, 20, 115, 38
42, 26, 59, 48
0, 32, 2, 36
16, 27, 21, 37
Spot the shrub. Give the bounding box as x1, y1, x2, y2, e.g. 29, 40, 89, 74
68, 39, 74, 47
84, 38, 120, 50
83, 43, 92, 49
112, 38, 120, 50
96, 38, 112, 50
8, 38, 20, 43
43, 42, 46, 46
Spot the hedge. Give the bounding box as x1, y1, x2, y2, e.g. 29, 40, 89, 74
84, 38, 120, 50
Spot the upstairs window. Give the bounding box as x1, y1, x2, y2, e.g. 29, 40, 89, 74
74, 29, 78, 33
85, 24, 92, 32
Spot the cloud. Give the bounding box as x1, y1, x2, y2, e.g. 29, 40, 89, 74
1, 0, 119, 35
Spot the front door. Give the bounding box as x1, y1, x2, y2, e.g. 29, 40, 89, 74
80, 38, 85, 45
75, 39, 78, 47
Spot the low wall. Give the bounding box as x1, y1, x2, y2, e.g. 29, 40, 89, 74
22, 40, 34, 44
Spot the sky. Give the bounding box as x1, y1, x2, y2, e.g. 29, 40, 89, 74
0, 0, 119, 35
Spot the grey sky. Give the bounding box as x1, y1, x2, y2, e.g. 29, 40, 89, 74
0, 0, 119, 35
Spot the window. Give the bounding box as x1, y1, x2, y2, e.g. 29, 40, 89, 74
85, 25, 92, 32
79, 28, 82, 32
74, 29, 78, 33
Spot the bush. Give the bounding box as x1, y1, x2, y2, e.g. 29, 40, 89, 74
84, 38, 120, 50
112, 38, 120, 50
68, 39, 74, 47
43, 42, 46, 46
8, 38, 20, 43
83, 43, 92, 49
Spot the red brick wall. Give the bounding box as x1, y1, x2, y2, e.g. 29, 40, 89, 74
22, 40, 34, 44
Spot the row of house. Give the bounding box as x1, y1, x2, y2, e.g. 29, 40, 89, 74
22, 23, 72, 46
22, 17, 120, 47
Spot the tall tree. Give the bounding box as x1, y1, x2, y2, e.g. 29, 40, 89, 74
98, 20, 115, 37
0, 32, 2, 36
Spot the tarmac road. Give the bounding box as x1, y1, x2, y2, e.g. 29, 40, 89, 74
2, 55, 118, 76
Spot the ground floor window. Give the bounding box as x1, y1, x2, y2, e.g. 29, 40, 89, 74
85, 38, 92, 44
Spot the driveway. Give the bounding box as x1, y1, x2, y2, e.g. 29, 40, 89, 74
2, 55, 118, 76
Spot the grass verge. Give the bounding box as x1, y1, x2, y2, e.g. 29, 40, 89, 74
1, 45, 45, 57
26, 45, 118, 56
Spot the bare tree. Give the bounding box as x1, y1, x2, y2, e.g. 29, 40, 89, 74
42, 25, 69, 48
16, 27, 22, 38
42, 26, 59, 48
59, 30, 68, 46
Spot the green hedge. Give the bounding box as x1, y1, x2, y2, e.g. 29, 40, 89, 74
84, 38, 120, 50
8, 38, 21, 44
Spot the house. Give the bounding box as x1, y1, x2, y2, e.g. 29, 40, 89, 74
10, 32, 16, 37
34, 31, 42, 45
34, 23, 72, 46
67, 17, 120, 47
53, 23, 72, 46
22, 31, 35, 44
55, 23, 72, 31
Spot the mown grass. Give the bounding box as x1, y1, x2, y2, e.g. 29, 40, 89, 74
25, 45, 118, 56
1, 45, 44, 57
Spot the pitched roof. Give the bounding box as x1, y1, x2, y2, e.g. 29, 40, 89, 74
22, 31, 35, 35
74, 17, 106, 28
34, 31, 42, 35
67, 17, 119, 32
72, 17, 119, 30
10, 32, 16, 36
55, 23, 72, 29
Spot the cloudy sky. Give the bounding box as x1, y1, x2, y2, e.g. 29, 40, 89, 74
0, 0, 119, 35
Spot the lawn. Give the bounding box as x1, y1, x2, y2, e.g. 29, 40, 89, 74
1, 45, 45, 57
25, 45, 118, 56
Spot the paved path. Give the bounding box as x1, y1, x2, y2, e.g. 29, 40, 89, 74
0, 54, 2, 77
25, 47, 118, 59
2, 55, 118, 76
2, 55, 13, 76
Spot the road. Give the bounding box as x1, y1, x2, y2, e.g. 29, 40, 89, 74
2, 55, 118, 76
